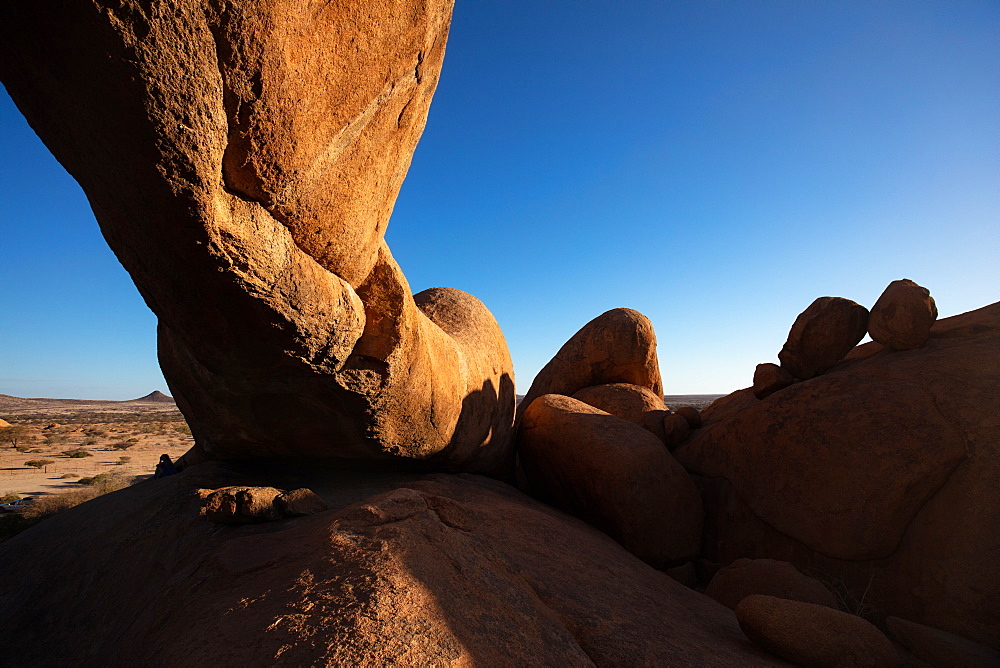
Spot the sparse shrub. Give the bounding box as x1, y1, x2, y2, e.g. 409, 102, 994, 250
0, 513, 36, 543
77, 472, 134, 494
126, 437, 139, 443
808, 568, 882, 624
82, 438, 98, 446
21, 488, 99, 520
112, 440, 136, 450
27, 448, 43, 453
59, 473, 77, 479
117, 456, 131, 466
61, 448, 94, 458
25, 459, 55, 472
0, 493, 20, 503
175, 425, 192, 436
43, 433, 69, 445
0, 425, 33, 449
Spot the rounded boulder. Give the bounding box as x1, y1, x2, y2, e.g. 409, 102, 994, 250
736, 595, 899, 667
868, 279, 937, 350
778, 297, 869, 379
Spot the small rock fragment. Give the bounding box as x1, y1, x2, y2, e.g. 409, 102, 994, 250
275, 488, 329, 517
752, 363, 794, 399
868, 279, 937, 350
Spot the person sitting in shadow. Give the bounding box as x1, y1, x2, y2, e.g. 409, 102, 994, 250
154, 454, 178, 479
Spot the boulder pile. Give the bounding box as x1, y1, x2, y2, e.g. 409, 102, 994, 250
678, 300, 1000, 651
753, 279, 938, 399
515, 309, 705, 568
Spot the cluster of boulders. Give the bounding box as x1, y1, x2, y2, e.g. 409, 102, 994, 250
753, 278, 938, 399
710, 557, 1000, 666
514, 308, 705, 568
676, 299, 1000, 656
509, 307, 927, 665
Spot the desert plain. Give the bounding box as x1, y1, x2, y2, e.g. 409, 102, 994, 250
1, 391, 718, 502
0, 392, 193, 500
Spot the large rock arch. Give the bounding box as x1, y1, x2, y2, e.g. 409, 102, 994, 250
0, 0, 515, 474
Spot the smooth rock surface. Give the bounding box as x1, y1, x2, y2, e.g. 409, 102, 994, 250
736, 595, 898, 667
0, 0, 516, 475
778, 297, 869, 379
572, 382, 668, 442
519, 394, 702, 567
0, 462, 782, 666
869, 279, 938, 350
572, 382, 666, 424
706, 558, 838, 611
676, 363, 966, 560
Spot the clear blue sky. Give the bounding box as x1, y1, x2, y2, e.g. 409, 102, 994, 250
2, 1, 998, 400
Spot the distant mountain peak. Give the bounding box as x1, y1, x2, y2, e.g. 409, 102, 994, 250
134, 390, 174, 403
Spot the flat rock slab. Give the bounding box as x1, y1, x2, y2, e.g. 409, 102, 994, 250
0, 463, 783, 666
